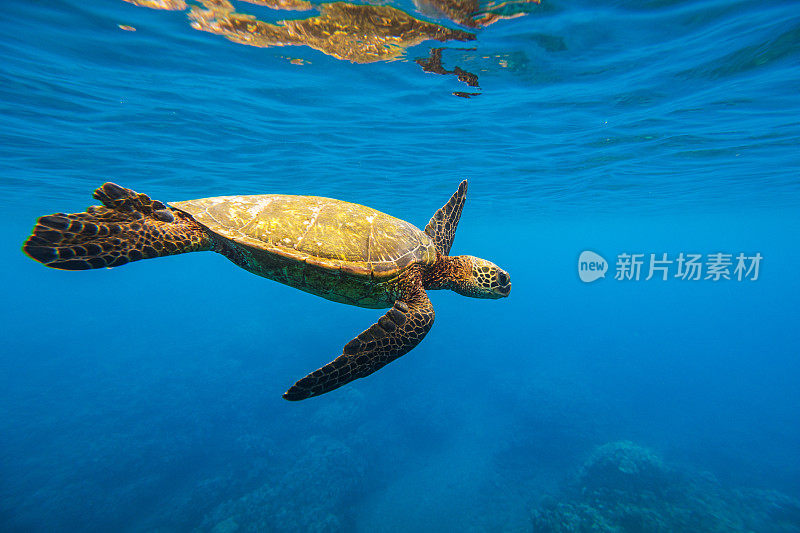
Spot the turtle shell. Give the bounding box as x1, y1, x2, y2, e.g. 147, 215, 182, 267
170, 194, 436, 277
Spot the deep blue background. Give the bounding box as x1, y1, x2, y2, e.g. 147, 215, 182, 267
1, 0, 799, 531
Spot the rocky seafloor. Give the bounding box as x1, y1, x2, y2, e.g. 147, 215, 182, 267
531, 440, 800, 533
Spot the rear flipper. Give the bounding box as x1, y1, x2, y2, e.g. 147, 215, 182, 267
283, 289, 435, 400
23, 182, 212, 270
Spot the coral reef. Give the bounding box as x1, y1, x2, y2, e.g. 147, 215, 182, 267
531, 441, 800, 533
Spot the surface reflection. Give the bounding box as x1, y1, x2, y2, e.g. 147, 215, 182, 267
123, 0, 188, 10
190, 0, 475, 63
416, 47, 481, 97
123, 0, 540, 93
414, 0, 537, 28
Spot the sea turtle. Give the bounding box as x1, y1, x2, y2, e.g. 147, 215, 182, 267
22, 180, 511, 400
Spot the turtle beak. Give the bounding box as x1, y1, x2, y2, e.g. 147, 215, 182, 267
495, 283, 511, 297
494, 270, 511, 297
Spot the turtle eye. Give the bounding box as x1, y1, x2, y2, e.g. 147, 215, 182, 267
497, 271, 509, 286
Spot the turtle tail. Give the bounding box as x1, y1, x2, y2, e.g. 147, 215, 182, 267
23, 182, 213, 270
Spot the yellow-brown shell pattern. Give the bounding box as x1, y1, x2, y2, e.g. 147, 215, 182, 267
170, 194, 436, 278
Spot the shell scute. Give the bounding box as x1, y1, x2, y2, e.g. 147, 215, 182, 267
170, 194, 435, 276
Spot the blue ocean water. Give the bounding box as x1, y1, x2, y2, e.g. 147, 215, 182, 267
1, 0, 799, 531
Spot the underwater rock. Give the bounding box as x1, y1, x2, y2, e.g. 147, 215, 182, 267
577, 440, 672, 496
210, 517, 239, 533
202, 436, 366, 532
531, 440, 800, 533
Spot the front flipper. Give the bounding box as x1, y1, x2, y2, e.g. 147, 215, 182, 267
425, 180, 467, 256
283, 290, 435, 401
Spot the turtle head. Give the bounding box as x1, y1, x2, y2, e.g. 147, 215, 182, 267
446, 255, 511, 299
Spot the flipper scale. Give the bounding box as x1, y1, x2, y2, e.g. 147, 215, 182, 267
425, 179, 467, 256
22, 182, 212, 270
284, 288, 434, 400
